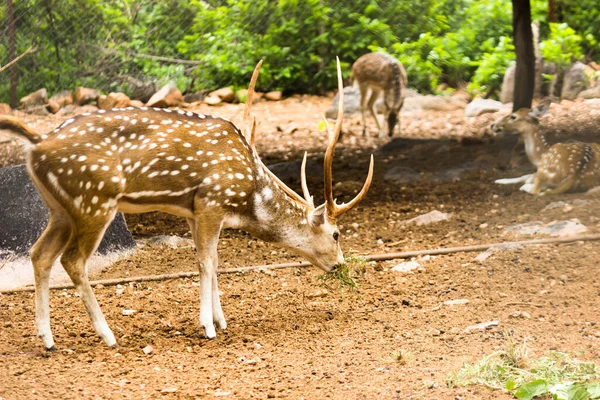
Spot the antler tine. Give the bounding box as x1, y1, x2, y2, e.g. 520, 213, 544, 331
323, 57, 344, 217
249, 115, 257, 148
333, 154, 374, 215
243, 60, 263, 145
300, 151, 314, 208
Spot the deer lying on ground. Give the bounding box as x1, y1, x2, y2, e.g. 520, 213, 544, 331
0, 58, 373, 349
352, 52, 408, 138
491, 99, 599, 195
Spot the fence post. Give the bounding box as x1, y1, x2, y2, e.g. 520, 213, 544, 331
8, 0, 18, 108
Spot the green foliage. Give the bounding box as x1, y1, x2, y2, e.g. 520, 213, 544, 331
0, 0, 598, 103
317, 255, 366, 297
540, 23, 584, 68
449, 334, 600, 400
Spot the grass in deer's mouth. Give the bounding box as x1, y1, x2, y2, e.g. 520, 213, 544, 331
317, 255, 366, 296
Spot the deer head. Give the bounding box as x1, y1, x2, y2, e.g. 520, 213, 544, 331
491, 99, 551, 136
241, 58, 374, 271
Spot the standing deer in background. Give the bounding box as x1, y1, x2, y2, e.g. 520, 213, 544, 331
0, 58, 373, 349
352, 52, 408, 138
492, 99, 600, 195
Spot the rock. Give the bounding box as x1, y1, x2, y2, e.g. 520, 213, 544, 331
577, 84, 600, 99
500, 65, 516, 104
444, 299, 470, 306
391, 261, 420, 273
121, 309, 137, 316
49, 90, 74, 109
325, 86, 361, 118
129, 100, 144, 108
265, 91, 282, 101
403, 94, 466, 112
402, 210, 451, 226
20, 88, 48, 109
146, 83, 184, 108
431, 162, 482, 183
75, 87, 101, 105
183, 91, 205, 104
126, 77, 157, 103
142, 345, 153, 355
509, 311, 531, 319
0, 165, 136, 256
384, 166, 421, 184
504, 219, 587, 237
267, 159, 323, 185
305, 289, 329, 299
464, 99, 503, 117
0, 103, 11, 115
475, 251, 493, 262
210, 87, 235, 103
160, 387, 177, 393
204, 95, 222, 106
98, 92, 131, 109
464, 320, 499, 333
542, 201, 567, 212
58, 104, 78, 115
561, 62, 590, 100
143, 235, 193, 249
45, 100, 61, 114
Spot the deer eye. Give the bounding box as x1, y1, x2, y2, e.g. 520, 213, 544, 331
509, 114, 517, 120
333, 232, 339, 241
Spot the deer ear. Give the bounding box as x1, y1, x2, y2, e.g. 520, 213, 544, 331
310, 203, 327, 226
529, 99, 551, 119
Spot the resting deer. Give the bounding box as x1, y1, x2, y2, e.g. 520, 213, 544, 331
0, 58, 373, 349
492, 99, 599, 195
352, 52, 408, 138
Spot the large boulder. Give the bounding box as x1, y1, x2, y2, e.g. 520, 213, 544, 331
464, 99, 503, 117
98, 92, 131, 109
20, 88, 48, 110
325, 86, 361, 119
0, 103, 11, 115
561, 62, 590, 100
49, 90, 74, 109
75, 86, 101, 105
210, 87, 235, 103
146, 83, 184, 108
577, 84, 600, 100
403, 94, 466, 112
0, 165, 136, 257
126, 77, 157, 103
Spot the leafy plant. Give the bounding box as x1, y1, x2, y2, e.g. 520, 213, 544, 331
449, 333, 600, 400
540, 23, 585, 68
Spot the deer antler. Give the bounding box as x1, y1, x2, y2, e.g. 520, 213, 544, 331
243, 60, 314, 209
323, 57, 374, 219
243, 60, 263, 146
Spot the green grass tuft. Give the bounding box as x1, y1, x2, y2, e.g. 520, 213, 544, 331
317, 255, 366, 296
448, 332, 600, 399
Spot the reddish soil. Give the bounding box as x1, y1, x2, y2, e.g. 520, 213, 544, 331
1, 97, 600, 399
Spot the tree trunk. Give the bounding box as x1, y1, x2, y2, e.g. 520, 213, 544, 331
548, 0, 557, 22
8, 0, 18, 108
512, 0, 535, 111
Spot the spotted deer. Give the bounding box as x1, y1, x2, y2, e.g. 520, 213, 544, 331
492, 99, 599, 195
0, 58, 373, 349
352, 52, 408, 138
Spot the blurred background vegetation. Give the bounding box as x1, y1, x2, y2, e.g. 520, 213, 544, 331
0, 0, 598, 103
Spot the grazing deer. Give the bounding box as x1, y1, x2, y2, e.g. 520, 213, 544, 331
492, 99, 600, 195
0, 58, 373, 349
352, 52, 408, 138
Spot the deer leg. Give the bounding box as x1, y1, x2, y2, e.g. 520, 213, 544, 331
60, 211, 118, 347
358, 84, 369, 136
30, 211, 72, 350
190, 213, 223, 339
367, 89, 382, 136
187, 217, 226, 331
542, 174, 577, 195
495, 173, 534, 185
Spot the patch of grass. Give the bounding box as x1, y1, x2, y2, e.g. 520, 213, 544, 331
448, 332, 600, 399
317, 255, 366, 297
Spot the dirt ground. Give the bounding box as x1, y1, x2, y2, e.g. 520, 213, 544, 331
1, 96, 600, 399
